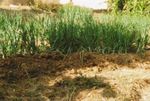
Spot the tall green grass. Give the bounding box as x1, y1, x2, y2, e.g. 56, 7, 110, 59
0, 6, 150, 58
99, 14, 150, 53
0, 11, 51, 57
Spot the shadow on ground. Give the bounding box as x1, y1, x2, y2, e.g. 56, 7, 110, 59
48, 76, 117, 101
0, 52, 150, 83
0, 76, 117, 101
0, 52, 150, 100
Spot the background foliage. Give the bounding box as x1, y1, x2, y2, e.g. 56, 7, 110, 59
109, 0, 150, 14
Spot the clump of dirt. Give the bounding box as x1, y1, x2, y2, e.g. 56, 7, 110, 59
0, 52, 149, 83
0, 51, 150, 100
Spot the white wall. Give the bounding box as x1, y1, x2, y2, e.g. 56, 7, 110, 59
73, 0, 108, 10
59, 0, 70, 4
59, 0, 108, 10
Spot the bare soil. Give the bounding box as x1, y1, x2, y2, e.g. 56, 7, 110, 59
0, 51, 150, 101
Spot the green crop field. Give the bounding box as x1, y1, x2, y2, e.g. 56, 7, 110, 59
0, 6, 150, 58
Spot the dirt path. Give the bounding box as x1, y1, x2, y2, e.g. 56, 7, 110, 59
0, 52, 150, 101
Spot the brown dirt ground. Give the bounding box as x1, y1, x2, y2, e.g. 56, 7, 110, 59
0, 51, 150, 101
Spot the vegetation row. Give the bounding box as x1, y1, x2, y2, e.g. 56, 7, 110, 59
0, 6, 150, 58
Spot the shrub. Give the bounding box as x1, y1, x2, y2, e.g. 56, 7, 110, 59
109, 0, 150, 14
